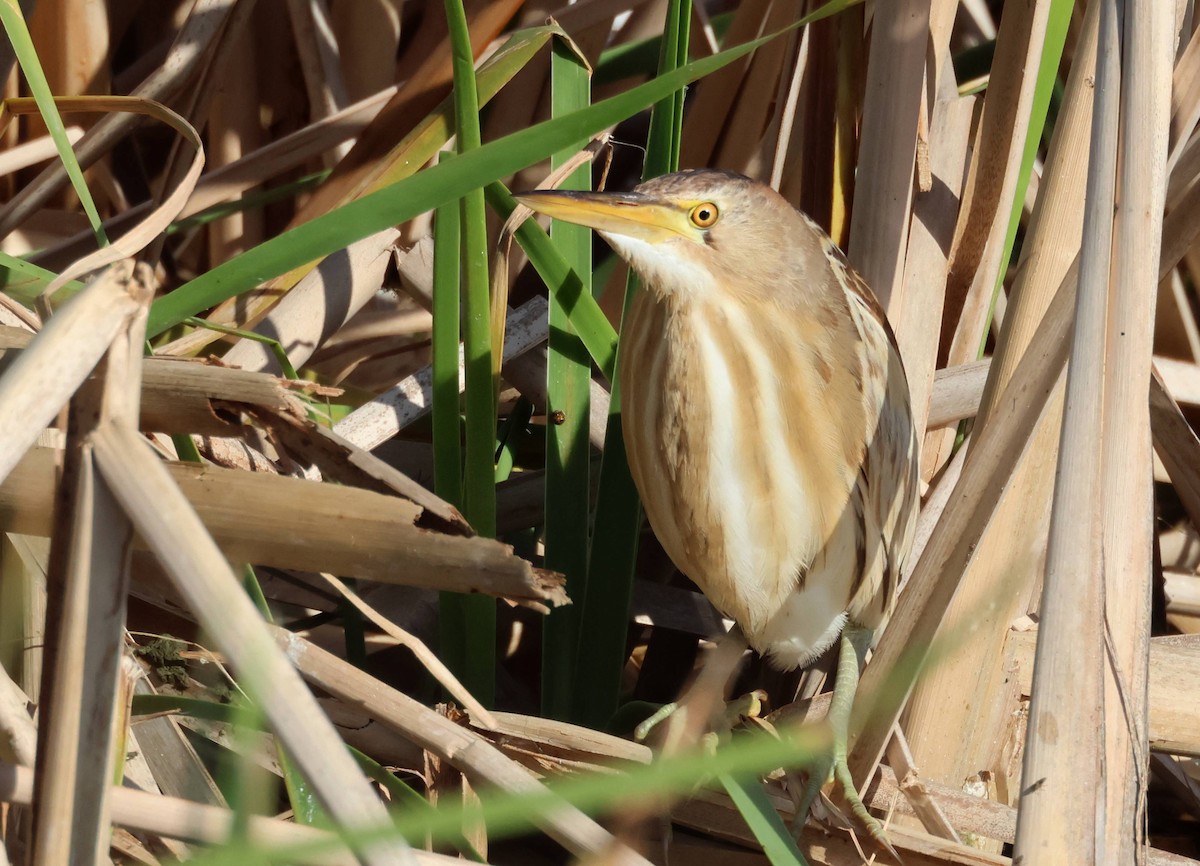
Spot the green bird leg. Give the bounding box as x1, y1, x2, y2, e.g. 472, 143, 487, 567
795, 624, 887, 846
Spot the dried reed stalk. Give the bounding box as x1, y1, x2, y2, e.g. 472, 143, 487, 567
1, 326, 320, 437
30, 267, 150, 866
1014, 3, 1120, 851
902, 0, 1101, 835
272, 628, 655, 866
846, 1, 928, 308
0, 446, 562, 606
0, 760, 464, 866
90, 421, 415, 866
220, 228, 400, 375
1095, 0, 1173, 856
0, 263, 138, 485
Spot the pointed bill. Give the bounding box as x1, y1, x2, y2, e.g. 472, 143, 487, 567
514, 189, 690, 243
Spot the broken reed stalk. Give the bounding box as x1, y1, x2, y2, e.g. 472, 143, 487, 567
31, 264, 150, 866
89, 421, 416, 866
0, 447, 563, 606
0, 265, 138, 485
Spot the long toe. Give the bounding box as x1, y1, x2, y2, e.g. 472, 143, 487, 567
791, 752, 833, 843
831, 754, 902, 862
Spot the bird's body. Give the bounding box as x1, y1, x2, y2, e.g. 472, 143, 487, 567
617, 173, 917, 671
518, 169, 920, 838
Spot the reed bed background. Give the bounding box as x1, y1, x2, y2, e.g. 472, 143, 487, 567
0, 0, 1196, 864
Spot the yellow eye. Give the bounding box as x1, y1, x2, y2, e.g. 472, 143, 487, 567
689, 202, 719, 228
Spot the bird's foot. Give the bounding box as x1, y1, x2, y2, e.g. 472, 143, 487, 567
793, 752, 897, 858
634, 701, 679, 743
635, 627, 752, 753
635, 689, 767, 753
722, 689, 767, 728
789, 626, 901, 863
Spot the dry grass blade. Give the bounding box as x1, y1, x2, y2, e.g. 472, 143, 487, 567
0, 0, 237, 242
88, 420, 415, 866
0, 94, 205, 300
316, 571, 499, 730
272, 627, 655, 866
37, 83, 399, 273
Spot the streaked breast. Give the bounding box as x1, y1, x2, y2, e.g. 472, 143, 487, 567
619, 287, 885, 658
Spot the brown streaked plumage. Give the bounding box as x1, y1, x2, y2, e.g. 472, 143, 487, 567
517, 169, 919, 839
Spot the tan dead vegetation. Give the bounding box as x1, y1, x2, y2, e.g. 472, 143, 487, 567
0, 1, 1198, 865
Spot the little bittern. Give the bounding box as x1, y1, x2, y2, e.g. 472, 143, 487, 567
518, 169, 920, 836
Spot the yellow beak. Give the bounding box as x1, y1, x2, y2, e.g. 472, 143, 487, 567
514, 190, 691, 244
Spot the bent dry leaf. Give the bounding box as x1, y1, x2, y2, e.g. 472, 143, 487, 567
0, 95, 204, 299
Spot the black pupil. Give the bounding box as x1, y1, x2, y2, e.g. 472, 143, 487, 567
697, 208, 711, 222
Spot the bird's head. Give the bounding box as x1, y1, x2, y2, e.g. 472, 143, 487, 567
516, 169, 819, 304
